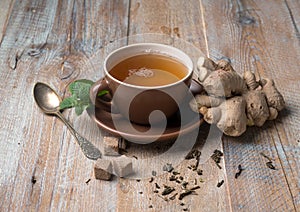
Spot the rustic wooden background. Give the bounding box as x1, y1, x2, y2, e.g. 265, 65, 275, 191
0, 0, 299, 211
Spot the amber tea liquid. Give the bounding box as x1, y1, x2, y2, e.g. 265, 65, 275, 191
109, 54, 188, 86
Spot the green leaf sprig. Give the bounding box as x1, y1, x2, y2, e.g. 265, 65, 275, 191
59, 79, 108, 115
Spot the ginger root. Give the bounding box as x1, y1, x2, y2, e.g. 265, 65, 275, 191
244, 90, 269, 127
192, 57, 285, 136
200, 96, 247, 137
198, 58, 248, 97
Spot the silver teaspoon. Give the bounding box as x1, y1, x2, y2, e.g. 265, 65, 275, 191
33, 82, 101, 160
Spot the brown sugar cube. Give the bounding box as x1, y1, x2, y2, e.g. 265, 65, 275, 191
113, 156, 133, 177
94, 159, 113, 181
103, 136, 120, 156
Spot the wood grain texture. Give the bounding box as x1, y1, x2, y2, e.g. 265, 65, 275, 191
0, 0, 129, 211
201, 0, 300, 211
115, 0, 231, 211
0, 0, 299, 211
0, 0, 15, 43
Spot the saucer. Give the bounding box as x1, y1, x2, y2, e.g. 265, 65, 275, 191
87, 79, 204, 142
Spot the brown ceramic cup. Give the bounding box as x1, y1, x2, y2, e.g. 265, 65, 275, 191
90, 43, 194, 125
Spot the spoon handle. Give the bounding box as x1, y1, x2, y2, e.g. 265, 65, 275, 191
56, 111, 101, 160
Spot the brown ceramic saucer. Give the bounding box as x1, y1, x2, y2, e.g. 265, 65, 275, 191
87, 79, 204, 142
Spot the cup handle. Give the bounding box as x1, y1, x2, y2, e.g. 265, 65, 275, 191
90, 78, 119, 114
190, 79, 203, 95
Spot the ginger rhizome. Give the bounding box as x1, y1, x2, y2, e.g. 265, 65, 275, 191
190, 57, 285, 137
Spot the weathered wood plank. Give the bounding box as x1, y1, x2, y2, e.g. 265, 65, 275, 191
0, 0, 15, 43
0, 0, 129, 211
115, 1, 231, 211
201, 0, 300, 210
0, 0, 299, 211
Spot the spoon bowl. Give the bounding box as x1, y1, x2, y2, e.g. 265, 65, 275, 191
33, 82, 61, 114
33, 82, 101, 160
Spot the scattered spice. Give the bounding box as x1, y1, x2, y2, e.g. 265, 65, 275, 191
185, 149, 201, 160
153, 190, 159, 193
176, 179, 182, 184
85, 178, 91, 184
169, 193, 178, 200
132, 155, 138, 160
173, 171, 180, 175
139, 191, 143, 194
155, 183, 161, 189
266, 161, 276, 170
217, 180, 224, 188
181, 181, 188, 189
194, 178, 197, 185
136, 179, 141, 182
199, 178, 205, 183
163, 163, 174, 172
149, 177, 154, 183
235, 164, 244, 179
183, 208, 188, 211
260, 152, 272, 161
162, 186, 175, 195
31, 176, 37, 184
149, 205, 153, 208
186, 150, 201, 171
260, 152, 276, 170
180, 203, 185, 206
178, 190, 194, 200
190, 186, 200, 191
158, 194, 169, 201
169, 175, 177, 181
152, 171, 157, 176
197, 169, 203, 175
211, 149, 223, 169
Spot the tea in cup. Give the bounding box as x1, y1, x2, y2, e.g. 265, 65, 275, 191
90, 43, 194, 125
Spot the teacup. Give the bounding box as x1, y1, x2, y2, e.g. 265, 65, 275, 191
90, 43, 194, 125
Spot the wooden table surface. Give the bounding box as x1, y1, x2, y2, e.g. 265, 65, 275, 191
0, 0, 299, 211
